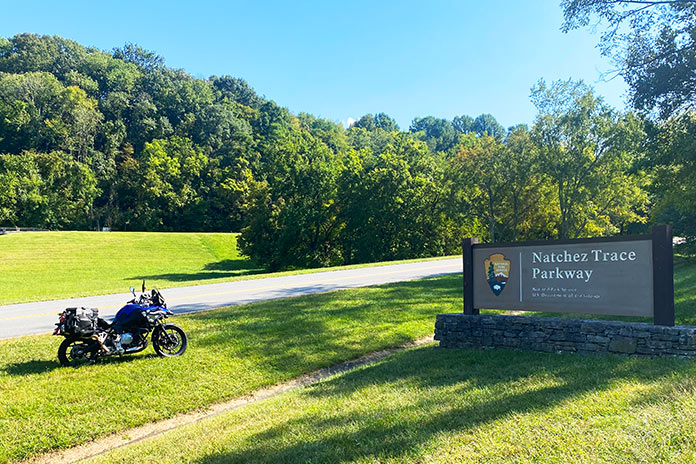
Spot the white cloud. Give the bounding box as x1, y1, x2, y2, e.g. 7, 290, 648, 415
345, 117, 356, 128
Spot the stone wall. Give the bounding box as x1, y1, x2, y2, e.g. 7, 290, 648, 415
435, 313, 696, 357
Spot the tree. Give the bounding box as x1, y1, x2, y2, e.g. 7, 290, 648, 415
63, 86, 102, 162
450, 127, 554, 243
0, 34, 87, 80
531, 79, 648, 239
338, 135, 457, 262
239, 128, 343, 270
472, 113, 505, 139
352, 114, 377, 131
373, 113, 400, 132
0, 151, 97, 228
561, 0, 696, 119
297, 113, 349, 154
409, 116, 459, 152
352, 113, 399, 132
0, 72, 102, 160
124, 137, 212, 231
452, 114, 474, 134
211, 76, 263, 109
454, 134, 507, 242
112, 43, 164, 72
500, 124, 546, 241
0, 33, 275, 231
346, 125, 398, 153
82, 50, 141, 96
649, 112, 696, 240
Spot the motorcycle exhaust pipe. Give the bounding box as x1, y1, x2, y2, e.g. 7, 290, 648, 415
91, 332, 109, 352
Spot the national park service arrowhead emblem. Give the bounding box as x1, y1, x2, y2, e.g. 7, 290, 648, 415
485, 253, 510, 296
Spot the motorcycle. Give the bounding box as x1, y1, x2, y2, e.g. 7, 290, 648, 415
54, 282, 188, 367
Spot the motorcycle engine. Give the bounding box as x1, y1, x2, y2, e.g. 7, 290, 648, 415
120, 333, 134, 346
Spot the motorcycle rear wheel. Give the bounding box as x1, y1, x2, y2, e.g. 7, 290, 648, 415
152, 324, 187, 357
58, 337, 96, 367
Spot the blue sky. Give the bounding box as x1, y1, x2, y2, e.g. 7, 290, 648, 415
0, 0, 626, 130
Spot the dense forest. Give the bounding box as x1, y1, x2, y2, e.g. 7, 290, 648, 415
0, 10, 693, 269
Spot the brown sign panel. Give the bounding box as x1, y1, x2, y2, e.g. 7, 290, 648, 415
472, 239, 654, 317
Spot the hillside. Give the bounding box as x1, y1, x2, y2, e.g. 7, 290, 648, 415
0, 33, 658, 272
0, 231, 258, 304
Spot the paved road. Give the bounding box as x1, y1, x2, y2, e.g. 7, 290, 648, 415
0, 258, 462, 339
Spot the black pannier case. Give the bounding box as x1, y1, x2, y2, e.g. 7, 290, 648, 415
65, 307, 99, 336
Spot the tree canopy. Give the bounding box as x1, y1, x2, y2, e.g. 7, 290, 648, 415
562, 0, 696, 119
562, 0, 696, 243
0, 33, 666, 269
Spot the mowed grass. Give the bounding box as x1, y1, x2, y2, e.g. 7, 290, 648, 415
82, 255, 696, 464
2, 255, 696, 463
89, 346, 696, 464
0, 231, 258, 304
0, 231, 457, 305
0, 275, 461, 464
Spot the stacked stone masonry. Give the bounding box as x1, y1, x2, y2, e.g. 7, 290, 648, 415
434, 314, 696, 357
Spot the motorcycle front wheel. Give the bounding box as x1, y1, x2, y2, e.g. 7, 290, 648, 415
152, 324, 188, 357
58, 337, 97, 367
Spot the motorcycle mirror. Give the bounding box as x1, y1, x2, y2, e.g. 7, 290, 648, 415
129, 286, 135, 295
142, 280, 146, 293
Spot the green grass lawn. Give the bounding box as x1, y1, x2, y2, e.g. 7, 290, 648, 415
0, 275, 460, 464
2, 255, 696, 463
83, 255, 696, 464
88, 345, 696, 464
0, 231, 257, 304
0, 231, 456, 305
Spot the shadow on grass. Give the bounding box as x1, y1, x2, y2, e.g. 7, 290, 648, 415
185, 275, 462, 371
195, 347, 696, 464
202, 260, 263, 272
126, 259, 267, 283
1, 274, 464, 462
2, 351, 158, 376
2, 359, 62, 376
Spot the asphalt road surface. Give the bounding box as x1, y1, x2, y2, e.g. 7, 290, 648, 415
0, 258, 462, 340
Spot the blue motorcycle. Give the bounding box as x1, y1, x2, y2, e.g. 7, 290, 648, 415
54, 282, 188, 367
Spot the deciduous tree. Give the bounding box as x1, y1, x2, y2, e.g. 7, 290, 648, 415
531, 79, 648, 239
562, 0, 696, 119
